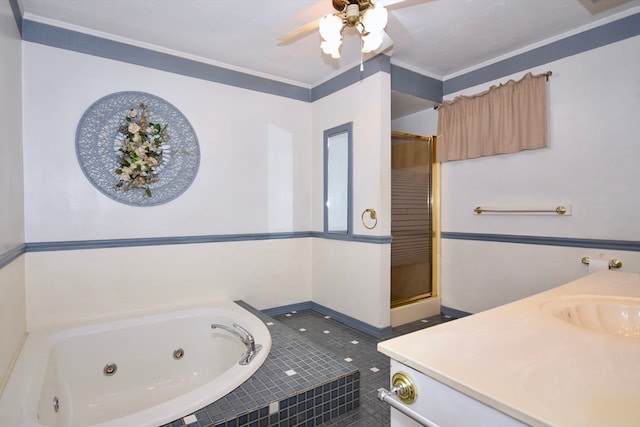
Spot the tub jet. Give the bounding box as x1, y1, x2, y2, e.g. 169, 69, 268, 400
103, 363, 117, 376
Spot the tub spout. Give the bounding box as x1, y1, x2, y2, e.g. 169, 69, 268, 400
231, 323, 256, 352
211, 323, 247, 345
211, 323, 262, 365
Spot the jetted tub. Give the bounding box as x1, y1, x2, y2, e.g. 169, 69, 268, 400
0, 302, 271, 427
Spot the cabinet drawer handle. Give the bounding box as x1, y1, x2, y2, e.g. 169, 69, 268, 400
377, 387, 440, 427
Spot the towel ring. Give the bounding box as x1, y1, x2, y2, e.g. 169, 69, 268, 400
362, 208, 378, 229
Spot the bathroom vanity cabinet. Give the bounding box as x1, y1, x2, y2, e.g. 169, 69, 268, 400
377, 270, 640, 427
384, 359, 528, 426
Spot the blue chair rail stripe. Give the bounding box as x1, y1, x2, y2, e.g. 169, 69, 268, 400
441, 232, 640, 251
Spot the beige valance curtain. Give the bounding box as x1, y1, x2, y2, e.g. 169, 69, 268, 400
436, 72, 549, 162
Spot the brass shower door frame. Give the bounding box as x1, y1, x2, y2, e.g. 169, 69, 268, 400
389, 131, 440, 308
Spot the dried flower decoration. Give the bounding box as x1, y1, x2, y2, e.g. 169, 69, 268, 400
114, 102, 169, 197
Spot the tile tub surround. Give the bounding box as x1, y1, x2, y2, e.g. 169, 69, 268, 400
161, 303, 453, 427
161, 302, 360, 427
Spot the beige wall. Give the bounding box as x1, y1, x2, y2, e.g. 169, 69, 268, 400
25, 240, 312, 331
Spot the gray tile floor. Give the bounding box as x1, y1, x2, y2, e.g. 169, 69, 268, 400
272, 310, 455, 426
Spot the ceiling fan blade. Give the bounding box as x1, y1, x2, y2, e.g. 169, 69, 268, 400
377, 0, 409, 6
278, 18, 321, 45
379, 0, 434, 9
278, 0, 431, 47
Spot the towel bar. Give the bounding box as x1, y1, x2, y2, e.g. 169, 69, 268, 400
474, 205, 568, 215
581, 256, 622, 269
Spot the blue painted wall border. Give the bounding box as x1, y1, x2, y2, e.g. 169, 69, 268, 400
0, 244, 26, 269
20, 19, 312, 102
310, 231, 392, 244
311, 54, 391, 101
9, 0, 22, 36
3, 231, 634, 260
18, 15, 395, 104
441, 232, 640, 252
25, 232, 312, 252
16, 7, 640, 103
22, 232, 392, 253
18, 16, 396, 102
444, 12, 640, 95
390, 64, 442, 103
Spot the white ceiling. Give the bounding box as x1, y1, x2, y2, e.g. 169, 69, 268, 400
19, 0, 640, 89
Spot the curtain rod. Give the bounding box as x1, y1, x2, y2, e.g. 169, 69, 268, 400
434, 71, 553, 110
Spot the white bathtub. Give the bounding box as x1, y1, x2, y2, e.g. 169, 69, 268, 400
0, 302, 271, 427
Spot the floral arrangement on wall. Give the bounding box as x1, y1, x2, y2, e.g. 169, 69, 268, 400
76, 91, 199, 206
114, 103, 169, 197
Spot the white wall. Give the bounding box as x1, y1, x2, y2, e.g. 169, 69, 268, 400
441, 37, 640, 242
396, 36, 640, 314
20, 41, 396, 334
22, 44, 312, 241
0, 1, 26, 393
311, 73, 392, 328
391, 107, 438, 136
9, 12, 640, 345
21, 43, 314, 330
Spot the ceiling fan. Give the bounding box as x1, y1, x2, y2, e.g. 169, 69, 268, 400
279, 0, 422, 59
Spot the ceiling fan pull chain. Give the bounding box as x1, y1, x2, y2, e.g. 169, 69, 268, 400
360, 39, 364, 71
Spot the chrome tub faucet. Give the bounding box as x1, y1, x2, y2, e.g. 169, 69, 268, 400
211, 323, 262, 365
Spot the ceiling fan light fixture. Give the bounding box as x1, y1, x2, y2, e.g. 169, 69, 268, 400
361, 3, 388, 34
319, 13, 343, 41
321, 39, 342, 58
319, 13, 344, 58
319, 1, 389, 58
345, 3, 361, 26
361, 30, 384, 53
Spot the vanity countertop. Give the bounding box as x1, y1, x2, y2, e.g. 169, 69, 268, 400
378, 270, 640, 427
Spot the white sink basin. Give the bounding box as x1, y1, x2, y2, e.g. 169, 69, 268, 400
540, 295, 640, 338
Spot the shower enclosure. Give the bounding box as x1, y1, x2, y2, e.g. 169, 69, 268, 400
390, 131, 436, 312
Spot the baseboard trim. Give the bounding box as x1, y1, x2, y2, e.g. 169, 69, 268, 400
262, 301, 393, 339
261, 302, 313, 317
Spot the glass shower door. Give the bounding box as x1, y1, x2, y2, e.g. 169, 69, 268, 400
390, 132, 433, 308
